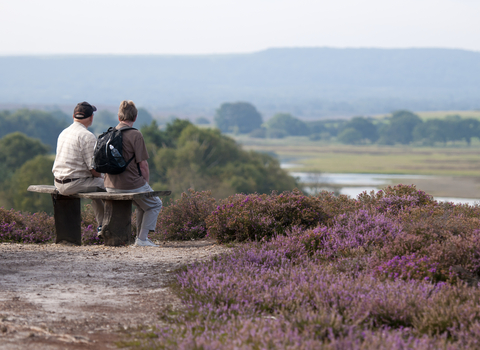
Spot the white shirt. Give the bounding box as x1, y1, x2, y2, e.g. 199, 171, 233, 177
52, 122, 96, 180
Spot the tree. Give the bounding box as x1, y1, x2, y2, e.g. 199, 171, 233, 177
341, 117, 378, 143
0, 109, 67, 148
0, 132, 49, 178
379, 110, 423, 145
214, 102, 263, 134
412, 120, 448, 145
6, 155, 55, 214
91, 110, 117, 135
458, 118, 480, 146
195, 117, 210, 125
136, 107, 154, 127
150, 123, 297, 199
266, 113, 309, 136
337, 128, 363, 145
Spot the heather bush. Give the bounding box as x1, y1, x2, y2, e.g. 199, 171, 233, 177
0, 204, 121, 245
206, 189, 329, 243
374, 253, 443, 282
0, 207, 54, 243
135, 234, 480, 349
153, 189, 216, 241
358, 184, 435, 209
315, 190, 359, 221
309, 210, 403, 260
80, 204, 106, 245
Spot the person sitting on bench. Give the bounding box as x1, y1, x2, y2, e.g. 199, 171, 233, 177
52, 101, 105, 235
103, 100, 162, 247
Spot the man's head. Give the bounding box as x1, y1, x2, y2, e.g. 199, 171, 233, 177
118, 100, 137, 122
74, 101, 97, 119
73, 101, 97, 127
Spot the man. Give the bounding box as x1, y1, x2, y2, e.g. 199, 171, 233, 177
52, 101, 105, 233
104, 100, 162, 247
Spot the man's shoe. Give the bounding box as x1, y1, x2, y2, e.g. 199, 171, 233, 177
97, 226, 103, 239
134, 238, 158, 247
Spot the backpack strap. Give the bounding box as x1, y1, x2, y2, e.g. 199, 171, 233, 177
118, 126, 137, 132
118, 126, 142, 176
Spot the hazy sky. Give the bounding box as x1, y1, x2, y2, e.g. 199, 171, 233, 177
1, 0, 479, 55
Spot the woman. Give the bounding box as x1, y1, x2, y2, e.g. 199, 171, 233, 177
104, 100, 162, 247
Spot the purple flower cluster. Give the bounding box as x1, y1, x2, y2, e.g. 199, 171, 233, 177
0, 207, 54, 243
206, 189, 329, 243
144, 235, 480, 349
6, 184, 480, 348
0, 204, 110, 245
154, 189, 217, 241
125, 184, 480, 349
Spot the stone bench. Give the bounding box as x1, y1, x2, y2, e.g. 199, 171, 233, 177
27, 185, 171, 246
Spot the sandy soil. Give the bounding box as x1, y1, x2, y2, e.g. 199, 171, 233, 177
0, 240, 229, 350
390, 176, 480, 199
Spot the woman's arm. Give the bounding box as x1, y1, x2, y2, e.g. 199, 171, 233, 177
139, 160, 149, 183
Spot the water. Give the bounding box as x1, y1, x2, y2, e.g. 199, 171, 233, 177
289, 171, 480, 205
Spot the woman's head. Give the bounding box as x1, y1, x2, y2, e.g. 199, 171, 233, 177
118, 100, 138, 122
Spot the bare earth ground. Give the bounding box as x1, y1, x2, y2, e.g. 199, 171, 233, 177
390, 176, 480, 199
0, 240, 229, 350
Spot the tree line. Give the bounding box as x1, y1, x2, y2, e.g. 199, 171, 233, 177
0, 109, 297, 214
2, 104, 478, 213
214, 102, 480, 146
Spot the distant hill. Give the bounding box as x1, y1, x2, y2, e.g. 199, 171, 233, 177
1, 48, 479, 118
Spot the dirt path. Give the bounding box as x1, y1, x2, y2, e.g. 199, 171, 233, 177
0, 240, 228, 349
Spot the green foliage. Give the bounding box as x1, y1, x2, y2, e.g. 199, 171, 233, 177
6, 155, 55, 214
0, 132, 49, 177
150, 122, 297, 199
412, 119, 448, 145
305, 119, 341, 137
90, 110, 117, 135
0, 109, 67, 148
265, 113, 309, 136
154, 189, 217, 241
379, 110, 423, 145
194, 117, 210, 125
136, 107, 154, 127
266, 128, 287, 139
341, 116, 378, 143
141, 120, 167, 157
214, 102, 263, 134
337, 127, 363, 144
249, 128, 267, 138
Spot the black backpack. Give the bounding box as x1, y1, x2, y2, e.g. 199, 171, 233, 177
92, 126, 136, 175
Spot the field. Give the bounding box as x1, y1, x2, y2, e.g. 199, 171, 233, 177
374, 110, 480, 121
235, 136, 480, 176
233, 136, 480, 198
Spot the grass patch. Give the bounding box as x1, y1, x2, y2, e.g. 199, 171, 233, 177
234, 137, 480, 176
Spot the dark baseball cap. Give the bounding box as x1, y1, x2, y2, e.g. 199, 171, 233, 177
74, 101, 97, 119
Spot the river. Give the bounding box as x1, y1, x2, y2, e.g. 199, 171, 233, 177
289, 171, 480, 205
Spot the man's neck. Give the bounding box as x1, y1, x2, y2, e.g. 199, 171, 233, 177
74, 118, 91, 128
119, 120, 135, 127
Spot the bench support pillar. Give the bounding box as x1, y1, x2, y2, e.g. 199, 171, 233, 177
102, 200, 134, 246
52, 194, 82, 245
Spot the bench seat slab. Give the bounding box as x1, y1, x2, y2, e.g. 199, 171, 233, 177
27, 185, 171, 246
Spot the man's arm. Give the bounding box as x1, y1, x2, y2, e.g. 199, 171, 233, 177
139, 160, 149, 183
90, 169, 103, 178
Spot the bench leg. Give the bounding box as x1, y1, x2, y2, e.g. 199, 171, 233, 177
102, 200, 134, 246
52, 194, 82, 246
